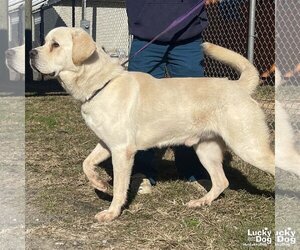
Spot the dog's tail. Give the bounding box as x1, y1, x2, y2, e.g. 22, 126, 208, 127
202, 42, 259, 94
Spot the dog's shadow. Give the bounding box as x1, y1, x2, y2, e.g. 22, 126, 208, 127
94, 159, 114, 202
275, 168, 300, 200
275, 188, 300, 200
223, 153, 274, 199
94, 189, 113, 202
94, 150, 274, 207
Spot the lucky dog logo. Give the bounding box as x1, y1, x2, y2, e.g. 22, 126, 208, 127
243, 228, 272, 246
243, 228, 297, 247
276, 228, 296, 246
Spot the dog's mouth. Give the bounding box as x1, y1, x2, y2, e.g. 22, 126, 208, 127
30, 60, 56, 77
47, 72, 56, 77
5, 58, 13, 69
30, 61, 40, 73
6, 61, 18, 72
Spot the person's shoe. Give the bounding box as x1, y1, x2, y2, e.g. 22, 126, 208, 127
131, 173, 153, 194
138, 177, 153, 194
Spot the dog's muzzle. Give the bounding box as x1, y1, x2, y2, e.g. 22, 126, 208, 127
29, 49, 41, 73
29, 51, 56, 77
5, 49, 15, 59
29, 49, 38, 59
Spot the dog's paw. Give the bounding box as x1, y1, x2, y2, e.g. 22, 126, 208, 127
187, 197, 212, 208
95, 210, 119, 223
90, 180, 109, 193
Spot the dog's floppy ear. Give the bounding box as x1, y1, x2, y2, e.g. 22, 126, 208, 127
72, 29, 96, 65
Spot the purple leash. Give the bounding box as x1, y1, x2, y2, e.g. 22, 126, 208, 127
121, 0, 206, 67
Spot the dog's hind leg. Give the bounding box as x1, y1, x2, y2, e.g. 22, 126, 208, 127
83, 141, 111, 192
220, 108, 275, 176
228, 140, 274, 176
95, 147, 135, 222
276, 152, 300, 177
187, 139, 229, 207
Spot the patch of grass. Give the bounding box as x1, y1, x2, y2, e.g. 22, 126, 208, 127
255, 85, 275, 101
183, 217, 201, 228
35, 115, 57, 129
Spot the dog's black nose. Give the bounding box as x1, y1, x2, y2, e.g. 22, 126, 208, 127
29, 49, 38, 59
5, 49, 15, 57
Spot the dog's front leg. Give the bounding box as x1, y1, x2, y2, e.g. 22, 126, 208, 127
83, 142, 111, 192
95, 147, 135, 223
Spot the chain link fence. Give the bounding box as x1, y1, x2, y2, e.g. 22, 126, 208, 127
276, 0, 300, 139
203, 0, 249, 80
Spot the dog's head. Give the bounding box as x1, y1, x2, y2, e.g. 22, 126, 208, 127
30, 27, 96, 77
6, 44, 25, 75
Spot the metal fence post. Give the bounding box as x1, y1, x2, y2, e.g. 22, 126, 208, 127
18, 4, 25, 45
247, 0, 257, 63
25, 0, 33, 83
81, 0, 90, 34
72, 0, 76, 27
0, 0, 9, 81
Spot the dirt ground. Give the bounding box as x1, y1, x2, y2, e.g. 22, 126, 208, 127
24, 89, 277, 250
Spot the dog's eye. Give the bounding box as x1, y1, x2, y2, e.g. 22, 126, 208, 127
52, 42, 60, 48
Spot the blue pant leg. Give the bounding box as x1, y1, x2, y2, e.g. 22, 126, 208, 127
167, 38, 205, 77
167, 39, 208, 180
128, 38, 167, 78
128, 38, 167, 182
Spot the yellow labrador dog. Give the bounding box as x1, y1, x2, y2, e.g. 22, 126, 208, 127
5, 44, 25, 75
30, 27, 274, 222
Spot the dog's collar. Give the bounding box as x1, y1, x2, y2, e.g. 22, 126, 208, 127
84, 79, 112, 103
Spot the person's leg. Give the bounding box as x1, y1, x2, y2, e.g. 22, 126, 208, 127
166, 38, 205, 77
128, 37, 167, 78
167, 38, 208, 181
128, 37, 167, 186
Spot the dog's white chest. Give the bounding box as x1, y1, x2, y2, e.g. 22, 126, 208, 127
81, 105, 113, 146
82, 112, 95, 127
81, 108, 99, 131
